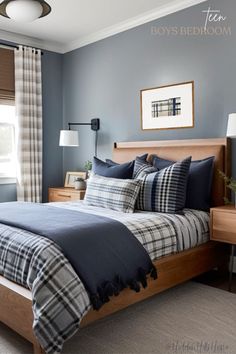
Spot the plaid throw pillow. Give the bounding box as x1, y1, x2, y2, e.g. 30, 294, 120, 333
134, 157, 191, 214
151, 155, 215, 211
132, 157, 157, 178
85, 175, 141, 213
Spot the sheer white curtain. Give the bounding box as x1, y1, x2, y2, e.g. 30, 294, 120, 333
15, 45, 43, 202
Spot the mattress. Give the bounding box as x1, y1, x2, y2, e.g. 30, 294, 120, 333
0, 202, 209, 353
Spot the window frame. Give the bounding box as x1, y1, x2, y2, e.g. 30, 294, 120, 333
0, 101, 16, 183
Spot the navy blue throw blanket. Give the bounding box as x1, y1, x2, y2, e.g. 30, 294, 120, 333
0, 202, 157, 310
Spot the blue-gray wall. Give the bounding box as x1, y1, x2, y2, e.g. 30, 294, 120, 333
0, 184, 16, 202
1, 0, 235, 203
0, 45, 63, 202
41, 50, 63, 201
62, 0, 236, 178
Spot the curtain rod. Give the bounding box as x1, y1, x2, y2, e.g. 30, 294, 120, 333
0, 42, 44, 55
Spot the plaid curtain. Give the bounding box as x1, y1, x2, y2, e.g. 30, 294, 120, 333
14, 46, 43, 202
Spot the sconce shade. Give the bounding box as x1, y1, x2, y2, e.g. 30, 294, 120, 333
59, 118, 100, 156
59, 130, 79, 147
227, 113, 236, 137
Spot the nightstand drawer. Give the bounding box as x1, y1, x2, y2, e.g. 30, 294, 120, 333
211, 210, 236, 244
48, 188, 86, 202
49, 191, 72, 202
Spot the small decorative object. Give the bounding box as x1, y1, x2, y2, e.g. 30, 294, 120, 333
64, 171, 87, 188
140, 81, 194, 130
218, 170, 236, 206
74, 178, 86, 190
84, 160, 92, 178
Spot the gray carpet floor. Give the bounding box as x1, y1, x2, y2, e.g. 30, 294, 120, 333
0, 282, 236, 354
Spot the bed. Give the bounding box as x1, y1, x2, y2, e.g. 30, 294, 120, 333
0, 138, 231, 354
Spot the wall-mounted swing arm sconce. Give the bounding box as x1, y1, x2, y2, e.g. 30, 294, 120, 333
59, 118, 100, 157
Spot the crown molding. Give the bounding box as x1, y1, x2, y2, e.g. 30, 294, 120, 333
0, 0, 207, 54
0, 29, 64, 53
63, 0, 207, 53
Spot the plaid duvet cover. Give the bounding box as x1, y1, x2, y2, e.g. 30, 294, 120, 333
0, 202, 209, 353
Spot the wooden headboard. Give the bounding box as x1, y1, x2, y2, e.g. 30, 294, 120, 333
113, 138, 231, 207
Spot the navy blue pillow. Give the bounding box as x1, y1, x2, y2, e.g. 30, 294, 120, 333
93, 157, 134, 179
105, 154, 148, 166
151, 155, 215, 211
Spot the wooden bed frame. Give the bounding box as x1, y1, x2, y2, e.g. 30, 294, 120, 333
0, 138, 231, 354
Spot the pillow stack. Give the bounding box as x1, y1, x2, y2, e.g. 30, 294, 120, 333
85, 155, 148, 213
85, 152, 214, 214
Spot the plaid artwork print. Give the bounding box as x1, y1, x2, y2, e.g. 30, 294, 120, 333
152, 97, 181, 118
0, 202, 209, 353
134, 157, 191, 214
85, 174, 141, 213
14, 46, 43, 202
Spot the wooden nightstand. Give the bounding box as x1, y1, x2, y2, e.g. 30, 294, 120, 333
48, 187, 86, 202
210, 205, 236, 291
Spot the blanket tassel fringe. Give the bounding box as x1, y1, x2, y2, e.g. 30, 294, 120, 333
91, 265, 158, 310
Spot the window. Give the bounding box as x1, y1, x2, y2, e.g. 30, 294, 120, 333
0, 47, 15, 181
0, 102, 16, 178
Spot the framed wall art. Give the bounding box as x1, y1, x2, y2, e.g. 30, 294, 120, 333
140, 81, 194, 130
64, 171, 87, 188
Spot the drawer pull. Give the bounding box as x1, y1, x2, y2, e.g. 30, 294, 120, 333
58, 194, 71, 198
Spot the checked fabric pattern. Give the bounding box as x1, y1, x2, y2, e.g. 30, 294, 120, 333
15, 46, 43, 203
134, 157, 191, 214
85, 174, 141, 213
0, 202, 209, 353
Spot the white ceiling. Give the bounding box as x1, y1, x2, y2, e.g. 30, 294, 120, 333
0, 0, 207, 53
